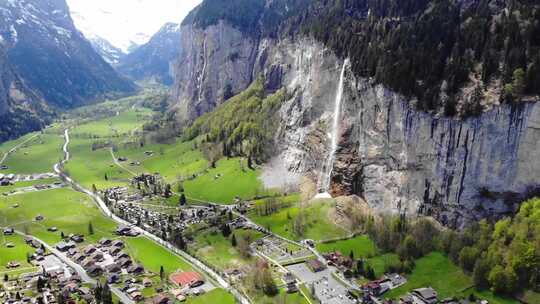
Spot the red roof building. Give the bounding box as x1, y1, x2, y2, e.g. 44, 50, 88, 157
170, 272, 205, 288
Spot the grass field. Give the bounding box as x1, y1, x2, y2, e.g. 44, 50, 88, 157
65, 138, 135, 190
0, 234, 34, 271
316, 235, 376, 258
366, 253, 400, 278
0, 178, 61, 194
123, 236, 193, 275
184, 158, 270, 204
251, 288, 309, 304
189, 228, 264, 271
70, 108, 153, 138
186, 288, 236, 304
384, 252, 519, 304
2, 133, 63, 174
249, 198, 348, 241
0, 188, 117, 245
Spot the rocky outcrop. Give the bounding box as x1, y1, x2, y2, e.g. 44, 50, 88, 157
171, 20, 540, 227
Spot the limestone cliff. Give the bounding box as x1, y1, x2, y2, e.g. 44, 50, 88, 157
171, 18, 540, 228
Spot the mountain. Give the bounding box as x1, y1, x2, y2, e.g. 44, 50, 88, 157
0, 0, 136, 141
117, 23, 181, 86
171, 0, 540, 228
87, 35, 125, 65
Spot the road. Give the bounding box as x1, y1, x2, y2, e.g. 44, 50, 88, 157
54, 129, 251, 304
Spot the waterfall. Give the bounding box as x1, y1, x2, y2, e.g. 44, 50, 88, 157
317, 60, 348, 196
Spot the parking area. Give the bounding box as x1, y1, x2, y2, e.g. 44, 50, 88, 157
286, 263, 356, 304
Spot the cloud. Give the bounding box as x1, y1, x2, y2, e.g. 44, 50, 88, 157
67, 0, 201, 52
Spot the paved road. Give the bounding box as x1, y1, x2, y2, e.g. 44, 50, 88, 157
55, 129, 251, 304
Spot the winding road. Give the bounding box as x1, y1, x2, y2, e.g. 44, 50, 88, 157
54, 129, 250, 304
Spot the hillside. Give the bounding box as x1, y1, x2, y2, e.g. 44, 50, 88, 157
0, 0, 136, 110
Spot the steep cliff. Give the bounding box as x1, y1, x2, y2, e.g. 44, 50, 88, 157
171, 1, 540, 227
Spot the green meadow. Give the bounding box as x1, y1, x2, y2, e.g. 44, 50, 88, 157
248, 197, 348, 241
189, 228, 264, 271
316, 235, 377, 258
2, 132, 64, 174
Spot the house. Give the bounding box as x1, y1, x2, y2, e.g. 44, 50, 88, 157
99, 238, 112, 246
112, 240, 124, 248
411, 287, 438, 304
127, 264, 144, 275
153, 294, 171, 304
109, 246, 122, 256
56, 241, 76, 252
170, 271, 204, 288
143, 278, 153, 287
47, 227, 58, 232
3, 228, 14, 235
6, 261, 20, 268
83, 246, 96, 255
70, 234, 84, 243
82, 259, 95, 269
87, 265, 103, 277
35, 214, 44, 221
385, 273, 407, 289
72, 254, 85, 263
106, 263, 121, 273
117, 257, 132, 268
130, 291, 143, 301
307, 259, 326, 272
107, 274, 121, 284
91, 252, 104, 262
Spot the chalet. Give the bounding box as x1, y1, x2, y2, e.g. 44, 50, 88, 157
112, 240, 124, 248
68, 248, 78, 256
83, 245, 96, 255
284, 273, 298, 293
5, 242, 14, 248
6, 261, 20, 268
35, 214, 44, 221
70, 234, 84, 243
99, 238, 112, 246
109, 246, 122, 256
117, 257, 132, 268
29, 240, 40, 248
127, 264, 144, 275
72, 254, 85, 263
3, 227, 14, 235
130, 291, 143, 301
107, 274, 121, 284
153, 294, 171, 304
143, 278, 153, 287
411, 287, 438, 304
87, 265, 103, 277
116, 252, 129, 259
106, 263, 122, 273
56, 241, 76, 252
91, 252, 104, 262
47, 227, 58, 232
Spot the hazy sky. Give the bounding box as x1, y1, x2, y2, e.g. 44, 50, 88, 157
67, 0, 201, 52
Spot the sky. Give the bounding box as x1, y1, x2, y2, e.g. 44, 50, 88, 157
67, 0, 201, 53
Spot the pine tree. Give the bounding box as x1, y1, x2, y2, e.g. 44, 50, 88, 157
160, 266, 165, 282
179, 193, 186, 206
231, 234, 237, 247
88, 222, 94, 235
104, 173, 108, 181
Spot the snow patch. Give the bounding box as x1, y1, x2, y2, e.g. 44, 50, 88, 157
9, 24, 17, 42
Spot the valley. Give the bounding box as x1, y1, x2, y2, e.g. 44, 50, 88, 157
1, 93, 534, 304
0, 0, 539, 304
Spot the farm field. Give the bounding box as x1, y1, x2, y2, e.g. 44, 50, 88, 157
316, 235, 376, 258
0, 178, 62, 193
384, 252, 519, 304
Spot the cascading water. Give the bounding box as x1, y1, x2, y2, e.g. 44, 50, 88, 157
316, 60, 348, 197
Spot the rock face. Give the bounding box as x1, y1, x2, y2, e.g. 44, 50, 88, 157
171, 14, 540, 227
117, 23, 182, 86
0, 0, 136, 109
